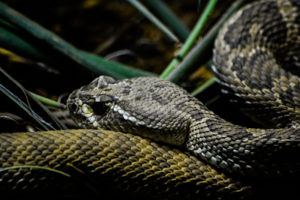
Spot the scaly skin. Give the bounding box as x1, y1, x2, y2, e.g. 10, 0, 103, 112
0, 129, 250, 199
68, 76, 299, 178
1, 0, 300, 199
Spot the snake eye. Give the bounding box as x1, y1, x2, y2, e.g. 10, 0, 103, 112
90, 102, 110, 117
91, 95, 115, 117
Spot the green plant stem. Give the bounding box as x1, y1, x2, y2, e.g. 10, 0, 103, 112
28, 92, 63, 108
191, 76, 216, 96
160, 0, 218, 79
166, 0, 248, 83
141, 0, 189, 41
127, 0, 179, 42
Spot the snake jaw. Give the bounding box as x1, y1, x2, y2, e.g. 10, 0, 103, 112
67, 84, 117, 129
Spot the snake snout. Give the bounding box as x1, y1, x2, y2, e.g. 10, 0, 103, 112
67, 89, 79, 114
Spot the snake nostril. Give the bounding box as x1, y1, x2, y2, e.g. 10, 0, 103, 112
68, 103, 77, 113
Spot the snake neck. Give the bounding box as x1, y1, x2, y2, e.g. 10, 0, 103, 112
185, 111, 300, 178
185, 112, 252, 176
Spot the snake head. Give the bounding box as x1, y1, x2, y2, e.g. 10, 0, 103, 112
67, 76, 117, 128
67, 75, 193, 146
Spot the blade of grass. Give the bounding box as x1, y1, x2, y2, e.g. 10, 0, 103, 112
0, 83, 55, 130
28, 92, 63, 108
160, 0, 218, 79
0, 67, 66, 130
0, 18, 153, 79
140, 0, 189, 42
127, 0, 179, 43
0, 2, 153, 79
0, 20, 155, 79
191, 76, 216, 96
0, 165, 70, 178
0, 19, 52, 63
166, 0, 249, 83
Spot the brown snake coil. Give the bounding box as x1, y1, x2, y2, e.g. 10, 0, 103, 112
0, 0, 300, 199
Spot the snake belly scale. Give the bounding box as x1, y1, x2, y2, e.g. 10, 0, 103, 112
0, 0, 300, 199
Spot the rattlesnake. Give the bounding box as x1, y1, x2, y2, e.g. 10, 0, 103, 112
0, 0, 299, 199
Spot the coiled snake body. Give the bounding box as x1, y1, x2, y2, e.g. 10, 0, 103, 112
1, 0, 300, 199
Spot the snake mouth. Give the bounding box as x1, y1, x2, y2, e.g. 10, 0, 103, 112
67, 88, 116, 129
66, 89, 96, 128
67, 99, 106, 129
79, 103, 100, 128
